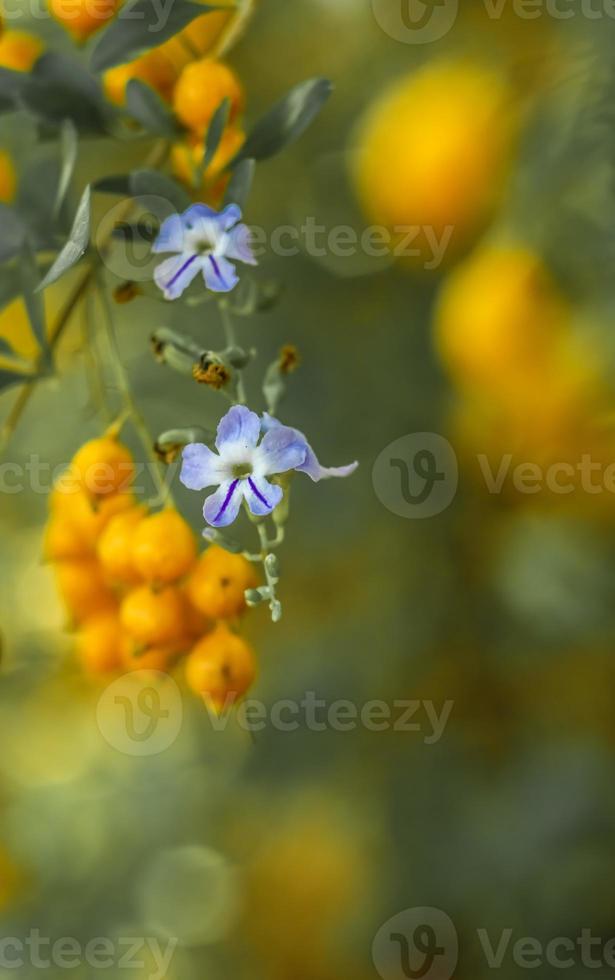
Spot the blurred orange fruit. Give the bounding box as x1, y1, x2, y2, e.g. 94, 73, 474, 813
97, 505, 146, 584
0, 30, 43, 71
51, 485, 135, 544
173, 58, 243, 135
104, 48, 181, 106
120, 634, 180, 672
130, 509, 197, 585
186, 545, 256, 619
435, 245, 570, 394
70, 438, 134, 498
55, 560, 117, 623
352, 60, 519, 262
120, 584, 186, 647
44, 514, 92, 562
185, 623, 256, 709
49, 0, 121, 42
76, 612, 123, 674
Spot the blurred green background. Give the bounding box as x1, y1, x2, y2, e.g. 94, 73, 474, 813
3, 1, 615, 978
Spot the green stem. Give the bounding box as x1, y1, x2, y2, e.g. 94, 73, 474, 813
220, 302, 246, 404
95, 272, 174, 509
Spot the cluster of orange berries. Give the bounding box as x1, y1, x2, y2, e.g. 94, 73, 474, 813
49, 0, 246, 205
45, 436, 258, 712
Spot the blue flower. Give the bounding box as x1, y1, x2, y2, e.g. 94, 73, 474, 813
152, 203, 257, 300
180, 405, 359, 528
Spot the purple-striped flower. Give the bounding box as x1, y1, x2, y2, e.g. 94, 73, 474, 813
180, 405, 358, 528
152, 203, 256, 300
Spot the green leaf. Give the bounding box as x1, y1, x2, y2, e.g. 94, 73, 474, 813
53, 119, 78, 220
0, 66, 25, 113
20, 245, 50, 364
20, 53, 110, 134
0, 367, 31, 393
37, 185, 91, 291
234, 78, 333, 164
201, 97, 230, 175
90, 0, 221, 72
223, 157, 254, 210
130, 169, 191, 214
126, 79, 180, 137
0, 337, 16, 358
0, 206, 26, 263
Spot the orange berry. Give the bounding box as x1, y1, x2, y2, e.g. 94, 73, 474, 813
52, 484, 136, 546
71, 438, 134, 498
44, 515, 92, 562
97, 505, 146, 584
173, 58, 243, 136
0, 150, 16, 204
185, 623, 256, 709
76, 612, 123, 674
171, 125, 244, 203
0, 30, 43, 72
120, 634, 180, 673
104, 48, 180, 106
186, 545, 256, 620
131, 509, 197, 585
55, 560, 117, 623
120, 584, 186, 647
49, 0, 120, 42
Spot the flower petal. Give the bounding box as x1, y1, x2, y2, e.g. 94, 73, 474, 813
243, 474, 283, 518
255, 425, 308, 476
203, 254, 239, 292
297, 446, 359, 482
152, 213, 184, 254
180, 443, 223, 491
216, 405, 261, 453
203, 479, 242, 527
181, 203, 218, 229
154, 253, 201, 300
225, 222, 258, 266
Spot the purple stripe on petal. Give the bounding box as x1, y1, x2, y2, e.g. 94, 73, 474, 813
209, 255, 221, 280
247, 477, 271, 509
167, 253, 198, 290
215, 478, 239, 523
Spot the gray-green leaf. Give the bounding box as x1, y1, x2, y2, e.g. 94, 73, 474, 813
234, 78, 333, 163
0, 206, 27, 263
37, 185, 91, 291
223, 157, 254, 210
126, 79, 180, 137
91, 0, 220, 72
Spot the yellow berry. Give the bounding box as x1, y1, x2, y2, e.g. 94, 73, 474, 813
97, 505, 146, 584
52, 484, 136, 545
352, 60, 518, 261
76, 612, 123, 674
173, 58, 243, 136
120, 634, 180, 673
104, 48, 180, 106
55, 560, 117, 623
71, 438, 134, 498
186, 545, 256, 620
131, 509, 197, 585
434, 246, 569, 393
49, 0, 120, 42
185, 623, 256, 709
44, 515, 92, 562
0, 30, 43, 72
171, 125, 244, 204
0, 150, 16, 204
120, 584, 186, 647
